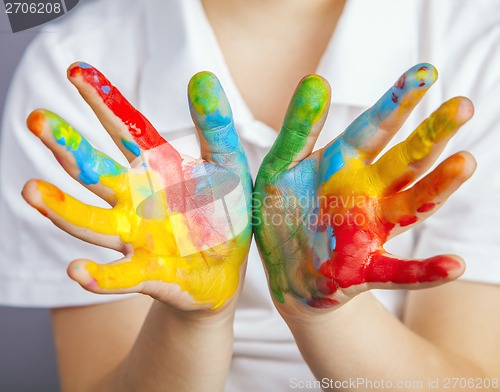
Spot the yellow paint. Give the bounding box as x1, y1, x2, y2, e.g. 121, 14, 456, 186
37, 161, 249, 309
322, 98, 465, 202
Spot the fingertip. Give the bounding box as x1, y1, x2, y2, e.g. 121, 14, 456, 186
392, 64, 437, 105
299, 74, 331, 94
67, 62, 113, 100
22, 179, 51, 217
26, 109, 47, 136
440, 254, 465, 280
415, 63, 438, 85
68, 259, 100, 290
451, 151, 477, 180
67, 61, 92, 80
35, 180, 65, 202
439, 96, 473, 125
21, 178, 40, 203
456, 96, 474, 122
188, 71, 232, 129
286, 74, 331, 128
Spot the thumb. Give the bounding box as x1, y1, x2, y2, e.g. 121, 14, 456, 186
260, 74, 330, 176
188, 72, 248, 170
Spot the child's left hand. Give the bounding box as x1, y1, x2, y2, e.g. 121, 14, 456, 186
254, 64, 476, 313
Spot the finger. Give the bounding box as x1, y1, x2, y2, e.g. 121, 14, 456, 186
362, 253, 464, 289
372, 97, 474, 195
67, 256, 183, 299
27, 109, 126, 204
188, 72, 248, 170
22, 179, 124, 251
68, 256, 145, 295
381, 152, 476, 236
68, 255, 239, 310
260, 75, 330, 175
67, 62, 179, 164
319, 64, 437, 184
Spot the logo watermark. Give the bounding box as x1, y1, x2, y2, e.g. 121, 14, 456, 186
289, 377, 500, 390
3, 0, 79, 33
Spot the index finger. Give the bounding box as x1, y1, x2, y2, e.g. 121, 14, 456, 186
67, 62, 179, 163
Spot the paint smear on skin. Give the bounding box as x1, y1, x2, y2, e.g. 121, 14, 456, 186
255, 68, 467, 308
307, 105, 466, 305
319, 64, 437, 185
26, 110, 45, 136
265, 75, 329, 174
254, 76, 329, 303
30, 110, 127, 185
36, 140, 250, 308
188, 72, 252, 179
417, 202, 436, 213
69, 62, 168, 152
85, 158, 250, 309
121, 137, 141, 157
32, 70, 251, 309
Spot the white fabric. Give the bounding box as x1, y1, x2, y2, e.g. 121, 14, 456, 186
0, 0, 499, 390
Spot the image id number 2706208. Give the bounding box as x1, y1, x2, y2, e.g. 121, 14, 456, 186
5, 2, 62, 14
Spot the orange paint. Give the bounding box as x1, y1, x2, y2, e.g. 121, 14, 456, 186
26, 111, 45, 136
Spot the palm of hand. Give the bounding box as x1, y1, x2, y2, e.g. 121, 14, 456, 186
255, 65, 474, 309
24, 64, 251, 310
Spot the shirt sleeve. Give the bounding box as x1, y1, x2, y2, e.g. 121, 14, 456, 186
0, 0, 145, 307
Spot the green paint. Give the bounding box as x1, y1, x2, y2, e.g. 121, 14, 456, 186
188, 72, 219, 115
261, 75, 329, 174
254, 75, 330, 303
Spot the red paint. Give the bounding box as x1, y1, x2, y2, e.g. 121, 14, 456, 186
308, 296, 339, 308
68, 64, 186, 210
398, 215, 418, 227
365, 254, 461, 284
68, 64, 169, 152
35, 207, 48, 217
384, 172, 415, 195
395, 73, 406, 89
417, 66, 428, 87
417, 202, 436, 213
391, 92, 399, 103
314, 201, 461, 298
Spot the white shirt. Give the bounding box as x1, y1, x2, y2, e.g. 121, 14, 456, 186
1, 0, 499, 390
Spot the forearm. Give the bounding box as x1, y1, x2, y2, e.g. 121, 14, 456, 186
99, 300, 234, 392
282, 293, 493, 392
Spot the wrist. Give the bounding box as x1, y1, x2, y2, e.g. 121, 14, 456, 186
154, 298, 237, 330
277, 292, 376, 334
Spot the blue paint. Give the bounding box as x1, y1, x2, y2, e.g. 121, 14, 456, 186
188, 74, 247, 169
327, 225, 336, 251
319, 63, 436, 185
77, 62, 92, 69
121, 137, 141, 157
101, 85, 111, 94
320, 139, 350, 183
50, 120, 126, 185
343, 64, 435, 150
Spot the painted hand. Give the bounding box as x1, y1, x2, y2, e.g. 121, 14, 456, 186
23, 63, 252, 310
254, 64, 475, 310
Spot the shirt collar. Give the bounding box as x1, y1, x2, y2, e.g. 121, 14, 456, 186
141, 0, 418, 144
317, 0, 419, 107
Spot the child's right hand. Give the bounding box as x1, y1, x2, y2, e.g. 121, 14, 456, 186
22, 63, 252, 312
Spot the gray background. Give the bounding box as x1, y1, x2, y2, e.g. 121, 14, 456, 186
0, 2, 89, 390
